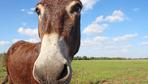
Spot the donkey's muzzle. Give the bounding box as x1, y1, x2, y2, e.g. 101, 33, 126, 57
33, 62, 72, 84
33, 34, 72, 83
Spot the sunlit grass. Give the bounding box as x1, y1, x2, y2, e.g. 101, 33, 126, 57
0, 59, 148, 84
71, 60, 148, 84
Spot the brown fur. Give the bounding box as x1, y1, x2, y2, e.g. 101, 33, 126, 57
7, 41, 40, 84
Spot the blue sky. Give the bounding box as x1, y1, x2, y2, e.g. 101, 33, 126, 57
0, 0, 148, 58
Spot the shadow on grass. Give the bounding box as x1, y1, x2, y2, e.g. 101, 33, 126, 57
89, 80, 108, 84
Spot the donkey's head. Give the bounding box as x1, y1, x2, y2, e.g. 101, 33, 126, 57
33, 0, 82, 83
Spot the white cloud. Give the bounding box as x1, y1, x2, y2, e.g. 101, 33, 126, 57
81, 36, 108, 46
119, 45, 133, 52
105, 10, 125, 22
21, 7, 35, 15
95, 10, 125, 23
83, 10, 125, 35
27, 8, 35, 15
17, 27, 38, 37
79, 35, 134, 57
113, 33, 138, 42
30, 7, 35, 11
81, 0, 99, 11
16, 27, 40, 43
81, 40, 96, 47
83, 16, 107, 35
94, 36, 108, 42
81, 33, 137, 47
83, 23, 105, 34
103, 44, 133, 53
95, 16, 105, 23
0, 40, 10, 46
80, 10, 134, 57
142, 42, 148, 45
144, 36, 148, 38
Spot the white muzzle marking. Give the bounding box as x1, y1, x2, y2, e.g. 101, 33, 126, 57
33, 33, 68, 82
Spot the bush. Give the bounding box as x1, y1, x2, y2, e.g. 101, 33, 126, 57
0, 53, 6, 66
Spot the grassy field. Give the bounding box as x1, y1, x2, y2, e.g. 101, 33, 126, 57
71, 60, 148, 84
0, 60, 148, 84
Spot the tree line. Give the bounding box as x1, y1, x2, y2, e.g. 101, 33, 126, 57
0, 53, 148, 60
73, 56, 148, 60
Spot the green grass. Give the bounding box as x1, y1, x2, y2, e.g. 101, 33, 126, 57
0, 66, 6, 83
71, 60, 148, 84
0, 55, 7, 83
0, 60, 148, 84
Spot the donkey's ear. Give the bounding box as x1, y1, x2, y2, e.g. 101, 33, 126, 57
36, 2, 43, 6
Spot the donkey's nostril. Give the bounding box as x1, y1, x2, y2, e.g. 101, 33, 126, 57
57, 64, 69, 80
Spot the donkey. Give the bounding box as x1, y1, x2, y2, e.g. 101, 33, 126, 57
3, 0, 82, 84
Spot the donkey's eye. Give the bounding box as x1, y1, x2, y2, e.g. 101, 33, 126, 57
35, 7, 41, 15
71, 3, 82, 14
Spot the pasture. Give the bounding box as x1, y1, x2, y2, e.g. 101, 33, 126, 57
0, 58, 148, 84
